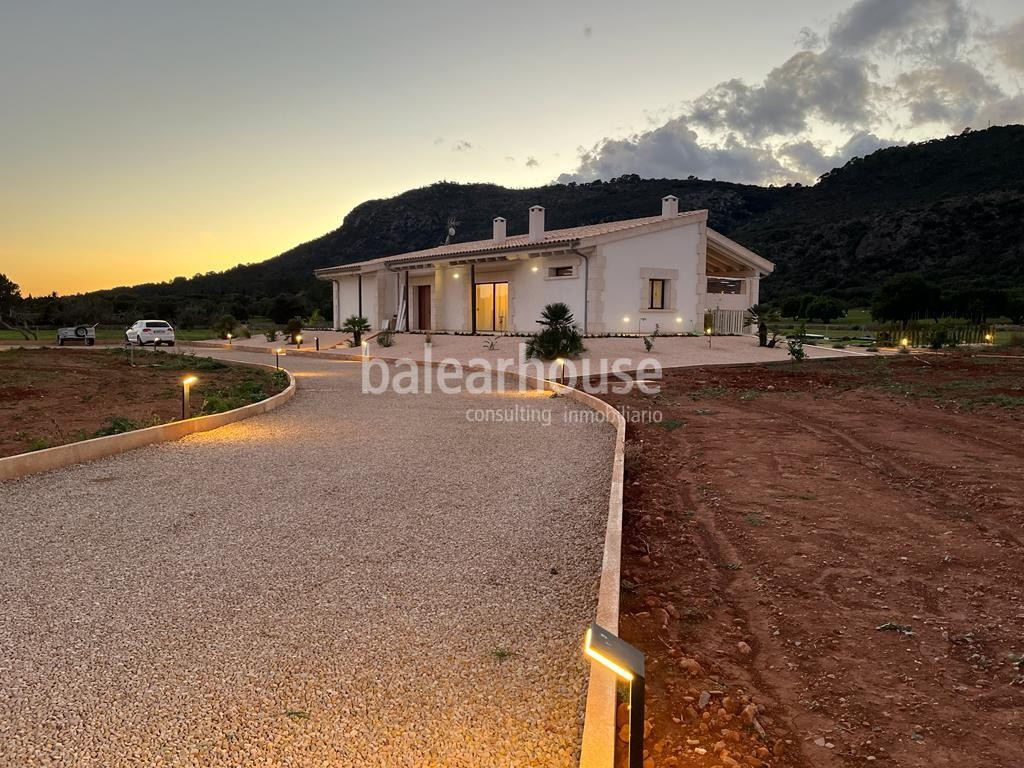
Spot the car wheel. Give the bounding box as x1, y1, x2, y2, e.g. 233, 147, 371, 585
168, 341, 175, 347
58, 338, 64, 346
86, 338, 95, 346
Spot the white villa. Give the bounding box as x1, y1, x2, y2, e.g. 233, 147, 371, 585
314, 196, 773, 336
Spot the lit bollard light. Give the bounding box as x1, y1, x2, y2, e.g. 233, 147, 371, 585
584, 623, 646, 768
181, 376, 198, 420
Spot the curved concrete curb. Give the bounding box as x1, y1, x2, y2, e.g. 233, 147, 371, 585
0, 363, 295, 482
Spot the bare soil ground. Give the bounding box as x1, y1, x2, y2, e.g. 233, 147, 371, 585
0, 348, 284, 457
600, 351, 1024, 768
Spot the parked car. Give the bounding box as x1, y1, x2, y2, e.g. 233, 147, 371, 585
125, 319, 176, 346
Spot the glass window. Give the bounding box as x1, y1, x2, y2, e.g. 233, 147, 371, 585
548, 266, 575, 278
649, 279, 666, 309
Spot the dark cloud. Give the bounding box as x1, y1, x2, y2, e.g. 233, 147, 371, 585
525, 156, 539, 167
780, 132, 903, 177
828, 0, 970, 59
556, 119, 790, 184
689, 50, 874, 141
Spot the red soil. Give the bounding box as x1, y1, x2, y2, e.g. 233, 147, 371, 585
601, 352, 1024, 768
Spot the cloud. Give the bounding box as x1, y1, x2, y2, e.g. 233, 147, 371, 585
896, 60, 1003, 125
557, 0, 1023, 185
689, 50, 875, 141
557, 119, 791, 184
779, 131, 903, 177
828, 0, 971, 59
583, 25, 593, 38
525, 156, 539, 167
453, 140, 473, 152
505, 155, 516, 162
988, 17, 1024, 71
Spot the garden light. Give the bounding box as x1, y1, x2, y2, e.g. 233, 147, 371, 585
275, 347, 284, 370
583, 623, 645, 768
985, 333, 993, 343
555, 357, 566, 381
315, 336, 320, 351
181, 376, 198, 420
900, 337, 909, 348
362, 340, 369, 360
226, 332, 232, 346
296, 334, 303, 349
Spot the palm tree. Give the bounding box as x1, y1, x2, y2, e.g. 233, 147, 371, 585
537, 302, 576, 330
341, 315, 371, 346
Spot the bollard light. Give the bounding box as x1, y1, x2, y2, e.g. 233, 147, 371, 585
584, 623, 645, 768
362, 340, 369, 361
181, 376, 198, 420
226, 332, 232, 346
275, 347, 284, 370
315, 335, 320, 351
985, 333, 993, 343
555, 357, 566, 382
900, 337, 909, 348
296, 334, 303, 349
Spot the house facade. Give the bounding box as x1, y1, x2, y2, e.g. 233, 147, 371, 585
314, 196, 773, 336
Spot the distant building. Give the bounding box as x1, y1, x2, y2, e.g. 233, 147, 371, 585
315, 196, 773, 336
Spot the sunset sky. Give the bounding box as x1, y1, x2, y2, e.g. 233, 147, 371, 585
2, 0, 1022, 296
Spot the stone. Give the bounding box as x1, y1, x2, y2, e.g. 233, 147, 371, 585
737, 641, 753, 656
680, 658, 704, 677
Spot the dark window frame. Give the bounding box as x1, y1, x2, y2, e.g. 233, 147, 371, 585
648, 278, 666, 309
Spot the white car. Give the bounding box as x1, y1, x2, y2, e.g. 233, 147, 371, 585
126, 319, 176, 346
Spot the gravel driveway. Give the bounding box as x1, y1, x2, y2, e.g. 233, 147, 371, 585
0, 352, 614, 767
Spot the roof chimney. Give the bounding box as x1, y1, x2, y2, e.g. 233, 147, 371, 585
528, 205, 545, 243
661, 195, 679, 219
493, 216, 507, 242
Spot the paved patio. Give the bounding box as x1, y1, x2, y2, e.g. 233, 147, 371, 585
0, 352, 614, 767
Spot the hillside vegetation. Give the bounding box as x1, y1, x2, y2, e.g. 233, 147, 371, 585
15, 125, 1024, 326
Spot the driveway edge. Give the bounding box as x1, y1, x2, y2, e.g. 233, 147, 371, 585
0, 363, 295, 482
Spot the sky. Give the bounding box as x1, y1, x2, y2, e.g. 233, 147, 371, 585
2, 0, 1022, 297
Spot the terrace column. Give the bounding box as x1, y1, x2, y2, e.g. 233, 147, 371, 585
332, 280, 341, 330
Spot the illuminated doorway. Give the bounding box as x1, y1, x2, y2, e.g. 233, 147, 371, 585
475, 282, 508, 332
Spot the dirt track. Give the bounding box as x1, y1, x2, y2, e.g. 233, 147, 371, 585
602, 352, 1024, 768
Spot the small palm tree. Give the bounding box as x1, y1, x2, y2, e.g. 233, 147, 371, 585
341, 315, 371, 346
526, 302, 585, 360
537, 302, 576, 329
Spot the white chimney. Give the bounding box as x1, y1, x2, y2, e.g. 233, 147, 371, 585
493, 216, 507, 242
661, 195, 679, 219
528, 205, 545, 243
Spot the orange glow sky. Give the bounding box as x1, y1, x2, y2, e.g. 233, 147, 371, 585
2, 0, 1021, 297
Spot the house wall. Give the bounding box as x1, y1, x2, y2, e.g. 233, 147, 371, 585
591, 221, 703, 335
334, 276, 362, 329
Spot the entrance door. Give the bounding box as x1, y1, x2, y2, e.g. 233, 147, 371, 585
475, 282, 508, 332
416, 285, 431, 330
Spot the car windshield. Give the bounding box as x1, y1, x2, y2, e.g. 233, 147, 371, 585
145, 322, 171, 329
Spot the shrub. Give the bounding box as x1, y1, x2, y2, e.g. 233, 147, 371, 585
525, 302, 585, 360
341, 315, 371, 346
93, 416, 139, 437
643, 335, 655, 352
285, 318, 303, 343
214, 314, 238, 339
264, 329, 279, 342
376, 329, 395, 347
623, 441, 644, 477
787, 325, 807, 362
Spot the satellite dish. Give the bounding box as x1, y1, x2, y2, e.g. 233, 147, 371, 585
448, 226, 456, 237
443, 216, 459, 245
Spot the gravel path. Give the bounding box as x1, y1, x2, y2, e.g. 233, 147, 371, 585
0, 352, 614, 767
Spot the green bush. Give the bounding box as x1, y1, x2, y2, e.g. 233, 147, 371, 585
285, 318, 303, 343
93, 416, 139, 437
376, 329, 395, 347
264, 328, 278, 342
525, 303, 585, 360
214, 314, 238, 339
